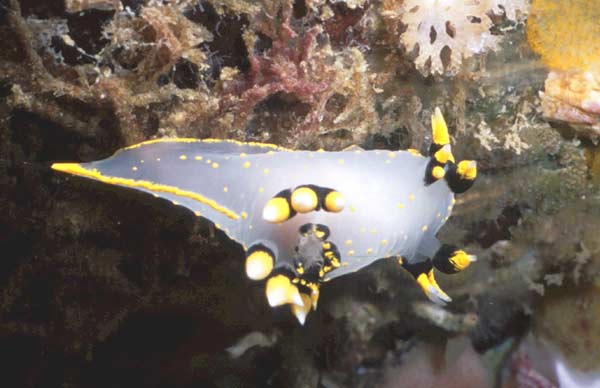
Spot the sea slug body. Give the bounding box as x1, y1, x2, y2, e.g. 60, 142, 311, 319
52, 108, 478, 324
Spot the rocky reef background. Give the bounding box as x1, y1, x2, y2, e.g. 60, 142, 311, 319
1, 0, 600, 387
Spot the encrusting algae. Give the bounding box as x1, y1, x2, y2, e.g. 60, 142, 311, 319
527, 0, 600, 73
527, 0, 600, 138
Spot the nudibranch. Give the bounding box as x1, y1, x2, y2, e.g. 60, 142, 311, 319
52, 108, 477, 324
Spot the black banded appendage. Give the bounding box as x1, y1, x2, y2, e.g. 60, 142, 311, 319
401, 260, 452, 305
263, 185, 346, 224
444, 161, 477, 194
425, 109, 455, 185
432, 244, 477, 274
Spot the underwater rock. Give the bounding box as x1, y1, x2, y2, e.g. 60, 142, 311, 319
539, 71, 600, 139
380, 339, 492, 388
534, 284, 600, 374
527, 0, 600, 73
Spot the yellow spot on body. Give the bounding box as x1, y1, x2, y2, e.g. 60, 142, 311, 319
50, 163, 240, 220
398, 257, 404, 265
223, 186, 228, 192
212, 162, 219, 169
381, 239, 388, 246
348, 250, 355, 256
267, 151, 274, 155
172, 201, 179, 205
452, 198, 456, 204
370, 228, 377, 234
349, 205, 356, 212
194, 211, 201, 216
206, 159, 212, 164
215, 224, 220, 229
195, 156, 203, 160
366, 248, 373, 254
388, 152, 396, 158
179, 155, 187, 160
259, 187, 265, 193
263, 168, 270, 174
360, 227, 367, 234
397, 203, 405, 209
345, 240, 352, 245
407, 148, 421, 156
448, 205, 452, 211
243, 161, 251, 168
422, 225, 428, 232
355, 150, 362, 154
240, 153, 247, 157
241, 211, 248, 219
317, 148, 325, 153
409, 194, 415, 201
132, 166, 138, 171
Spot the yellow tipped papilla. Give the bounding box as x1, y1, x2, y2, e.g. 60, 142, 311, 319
434, 144, 455, 164
262, 197, 291, 223
266, 275, 304, 307
432, 166, 446, 180
449, 250, 477, 271
290, 293, 312, 325
312, 224, 330, 240
457, 160, 477, 180
291, 187, 318, 213
245, 250, 274, 281
416, 272, 451, 305
324, 191, 345, 213
431, 107, 450, 146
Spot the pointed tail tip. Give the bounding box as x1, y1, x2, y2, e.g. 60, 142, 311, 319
51, 162, 85, 175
